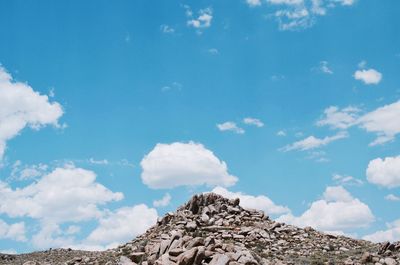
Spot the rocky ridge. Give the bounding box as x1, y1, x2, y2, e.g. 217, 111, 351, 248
1, 193, 400, 265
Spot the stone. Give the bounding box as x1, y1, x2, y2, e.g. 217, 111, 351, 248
130, 252, 145, 263
209, 254, 230, 265
177, 247, 198, 265
185, 221, 197, 231
360, 252, 372, 264
186, 237, 204, 249
118, 256, 136, 265
384, 257, 397, 265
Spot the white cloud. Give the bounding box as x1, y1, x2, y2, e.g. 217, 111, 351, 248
89, 158, 109, 165
247, 0, 262, 7
317, 101, 400, 146
140, 142, 238, 189
306, 150, 330, 162
208, 48, 219, 55
187, 7, 213, 30
0, 249, 17, 254
363, 219, 400, 243
8, 160, 49, 181
0, 66, 64, 159
0, 219, 26, 242
217, 122, 245, 134
248, 0, 357, 30
153, 193, 172, 207
31, 204, 158, 250
32, 222, 75, 249
277, 130, 286, 136
161, 81, 182, 92
243, 117, 264, 127
358, 60, 367, 69
278, 186, 374, 233
160, 24, 175, 33
319, 61, 333, 74
84, 204, 157, 247
366, 156, 400, 188
66, 225, 81, 235
323, 186, 353, 202
332, 174, 363, 186
357, 101, 400, 146
281, 131, 348, 151
334, 0, 356, 6
354, 69, 382, 85
385, 194, 400, 201
268, 0, 303, 4
317, 106, 360, 129
0, 166, 123, 222
212, 187, 290, 215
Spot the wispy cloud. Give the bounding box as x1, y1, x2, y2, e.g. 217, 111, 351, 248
217, 121, 245, 134
280, 131, 348, 152
243, 117, 264, 127
247, 0, 358, 31
160, 24, 175, 34
319, 61, 333, 74
161, 82, 183, 92
318, 101, 400, 146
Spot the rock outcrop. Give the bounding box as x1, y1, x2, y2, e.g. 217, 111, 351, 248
2, 193, 400, 265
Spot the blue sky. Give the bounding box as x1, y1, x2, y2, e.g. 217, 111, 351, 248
0, 0, 400, 253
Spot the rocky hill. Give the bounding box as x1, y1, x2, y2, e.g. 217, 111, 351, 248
1, 193, 399, 265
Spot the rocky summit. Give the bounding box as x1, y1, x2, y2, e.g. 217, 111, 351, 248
1, 193, 400, 265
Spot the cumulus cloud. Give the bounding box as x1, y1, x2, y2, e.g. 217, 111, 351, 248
363, 219, 400, 243
186, 7, 213, 30
0, 66, 64, 159
366, 156, 400, 188
0, 219, 26, 242
243, 117, 264, 128
84, 204, 158, 247
212, 187, 290, 215
278, 186, 374, 233
322, 186, 353, 202
32, 222, 75, 249
354, 69, 382, 85
0, 249, 17, 254
153, 193, 172, 207
357, 101, 400, 146
140, 142, 238, 189
0, 166, 123, 222
31, 204, 158, 250
217, 122, 245, 134
280, 131, 348, 151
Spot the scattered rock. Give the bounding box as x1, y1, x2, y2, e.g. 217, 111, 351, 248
2, 193, 399, 265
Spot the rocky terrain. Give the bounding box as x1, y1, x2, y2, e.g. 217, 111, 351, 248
1, 193, 400, 265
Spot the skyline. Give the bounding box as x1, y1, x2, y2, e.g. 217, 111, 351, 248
0, 0, 400, 254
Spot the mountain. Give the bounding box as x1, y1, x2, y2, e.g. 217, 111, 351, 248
1, 193, 399, 265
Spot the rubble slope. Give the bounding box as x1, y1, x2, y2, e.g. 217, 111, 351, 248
1, 193, 399, 265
